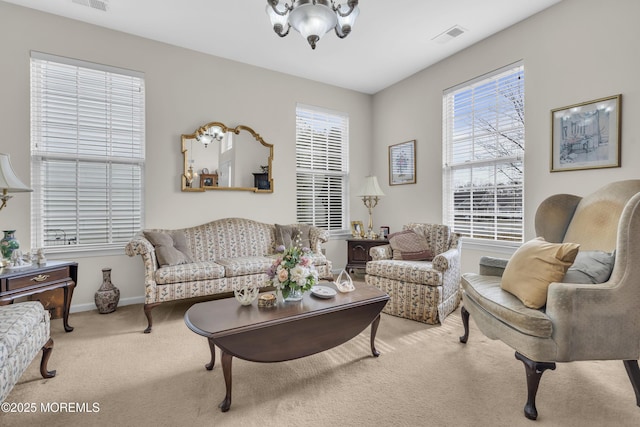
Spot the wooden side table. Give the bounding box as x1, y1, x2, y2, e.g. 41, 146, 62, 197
0, 261, 78, 332
346, 239, 388, 273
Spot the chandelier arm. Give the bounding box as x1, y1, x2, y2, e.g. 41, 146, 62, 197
267, 0, 293, 16
332, 0, 358, 17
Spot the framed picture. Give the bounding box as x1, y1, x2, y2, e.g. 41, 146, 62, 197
379, 226, 390, 239
551, 94, 621, 172
200, 173, 218, 188
389, 140, 416, 185
350, 221, 364, 238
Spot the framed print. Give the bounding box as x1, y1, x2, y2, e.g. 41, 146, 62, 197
389, 140, 416, 185
551, 94, 621, 172
350, 221, 364, 238
379, 226, 390, 239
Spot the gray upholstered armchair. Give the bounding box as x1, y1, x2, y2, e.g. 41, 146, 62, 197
459, 180, 640, 420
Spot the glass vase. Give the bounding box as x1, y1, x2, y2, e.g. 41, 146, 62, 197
285, 287, 304, 302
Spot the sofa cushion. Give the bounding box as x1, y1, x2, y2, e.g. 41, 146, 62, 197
215, 256, 274, 278
389, 230, 433, 261
366, 259, 442, 286
155, 261, 225, 285
462, 273, 553, 338
501, 237, 580, 309
562, 250, 615, 284
275, 224, 311, 250
144, 230, 194, 267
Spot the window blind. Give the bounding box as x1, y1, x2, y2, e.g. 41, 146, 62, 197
442, 62, 525, 242
30, 52, 145, 252
296, 104, 349, 234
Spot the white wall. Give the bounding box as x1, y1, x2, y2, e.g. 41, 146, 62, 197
0, 2, 373, 310
371, 0, 640, 273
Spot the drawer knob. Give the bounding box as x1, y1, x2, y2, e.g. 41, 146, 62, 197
31, 274, 50, 282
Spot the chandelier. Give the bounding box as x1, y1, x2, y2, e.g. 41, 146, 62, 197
266, 0, 360, 50
195, 125, 224, 148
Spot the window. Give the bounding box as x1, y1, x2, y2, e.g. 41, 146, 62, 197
443, 62, 524, 243
30, 52, 145, 253
296, 104, 349, 234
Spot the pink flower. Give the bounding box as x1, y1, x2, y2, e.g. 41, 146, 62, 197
277, 268, 289, 282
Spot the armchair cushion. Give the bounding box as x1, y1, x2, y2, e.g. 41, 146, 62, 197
388, 230, 433, 261
501, 237, 580, 309
562, 250, 615, 284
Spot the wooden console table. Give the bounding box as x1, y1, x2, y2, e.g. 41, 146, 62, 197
0, 261, 78, 332
346, 239, 388, 273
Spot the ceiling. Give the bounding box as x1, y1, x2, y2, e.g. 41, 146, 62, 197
5, 0, 562, 94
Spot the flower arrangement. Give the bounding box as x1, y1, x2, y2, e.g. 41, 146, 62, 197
267, 242, 318, 300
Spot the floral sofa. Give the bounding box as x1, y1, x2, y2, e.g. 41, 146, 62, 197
0, 302, 55, 402
125, 218, 332, 333
365, 223, 461, 324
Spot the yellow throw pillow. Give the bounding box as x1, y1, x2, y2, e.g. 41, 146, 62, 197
501, 237, 580, 309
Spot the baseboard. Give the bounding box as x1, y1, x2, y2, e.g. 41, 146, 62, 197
69, 295, 145, 313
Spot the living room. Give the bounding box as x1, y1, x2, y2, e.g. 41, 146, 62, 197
1, 0, 640, 425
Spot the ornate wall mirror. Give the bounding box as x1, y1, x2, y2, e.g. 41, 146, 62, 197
181, 122, 273, 193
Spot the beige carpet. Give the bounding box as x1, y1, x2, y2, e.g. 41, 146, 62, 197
2, 295, 640, 427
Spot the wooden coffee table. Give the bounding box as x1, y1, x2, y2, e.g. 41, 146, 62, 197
184, 282, 389, 412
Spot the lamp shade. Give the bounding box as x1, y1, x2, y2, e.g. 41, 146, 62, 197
288, 1, 337, 41
0, 153, 31, 193
358, 175, 384, 197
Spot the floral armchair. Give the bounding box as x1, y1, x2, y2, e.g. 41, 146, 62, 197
364, 223, 461, 324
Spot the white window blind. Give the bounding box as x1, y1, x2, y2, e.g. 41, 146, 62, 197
30, 52, 145, 252
443, 62, 525, 242
296, 104, 349, 234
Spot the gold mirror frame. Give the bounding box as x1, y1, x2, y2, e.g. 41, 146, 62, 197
181, 122, 274, 193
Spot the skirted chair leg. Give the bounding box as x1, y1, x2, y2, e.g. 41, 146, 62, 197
515, 352, 556, 420
623, 360, 640, 407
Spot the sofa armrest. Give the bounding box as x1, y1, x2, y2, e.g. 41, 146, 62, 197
309, 226, 330, 254
479, 256, 508, 277
370, 245, 392, 261
125, 234, 159, 304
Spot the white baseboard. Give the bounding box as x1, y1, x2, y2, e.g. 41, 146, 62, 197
69, 295, 145, 313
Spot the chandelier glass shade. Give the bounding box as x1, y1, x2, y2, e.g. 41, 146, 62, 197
266, 0, 359, 49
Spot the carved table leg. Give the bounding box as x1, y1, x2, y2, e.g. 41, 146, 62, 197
515, 351, 556, 420
370, 314, 381, 357
205, 338, 216, 370
40, 337, 56, 378
62, 283, 75, 332
143, 303, 160, 334
218, 351, 233, 412
459, 306, 470, 343
623, 360, 640, 406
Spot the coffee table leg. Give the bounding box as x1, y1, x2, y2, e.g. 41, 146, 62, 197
205, 338, 216, 370
370, 314, 381, 357
218, 350, 233, 412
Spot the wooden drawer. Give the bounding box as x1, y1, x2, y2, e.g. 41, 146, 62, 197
4, 267, 71, 292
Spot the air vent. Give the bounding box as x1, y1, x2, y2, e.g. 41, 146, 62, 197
72, 0, 109, 12
432, 25, 466, 44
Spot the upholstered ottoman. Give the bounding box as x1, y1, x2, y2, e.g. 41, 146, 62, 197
0, 302, 55, 402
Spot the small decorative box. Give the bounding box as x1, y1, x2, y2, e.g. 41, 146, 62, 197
258, 293, 277, 308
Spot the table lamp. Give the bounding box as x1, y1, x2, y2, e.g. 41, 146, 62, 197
0, 153, 32, 211
358, 175, 384, 239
